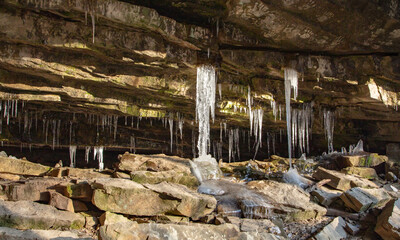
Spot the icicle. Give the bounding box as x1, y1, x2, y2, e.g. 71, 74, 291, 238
178, 113, 184, 140
85, 146, 91, 164
323, 109, 335, 153
130, 135, 136, 154
97, 146, 104, 170
284, 68, 298, 167
52, 120, 56, 150
196, 65, 216, 157
169, 113, 174, 152
218, 83, 222, 99
228, 129, 233, 163
69, 145, 77, 168
113, 115, 118, 142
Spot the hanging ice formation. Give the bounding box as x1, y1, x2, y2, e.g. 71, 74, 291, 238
177, 113, 184, 140
94, 146, 104, 171
291, 103, 313, 155
195, 65, 216, 157
323, 109, 335, 153
69, 145, 77, 168
130, 135, 136, 154
168, 113, 174, 152
284, 68, 298, 168
85, 146, 91, 164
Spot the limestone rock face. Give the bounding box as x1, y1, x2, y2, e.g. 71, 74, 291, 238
0, 200, 85, 230
375, 199, 400, 240
91, 178, 216, 219
0, 156, 51, 176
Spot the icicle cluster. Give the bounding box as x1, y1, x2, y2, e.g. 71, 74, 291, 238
284, 68, 299, 167
196, 65, 216, 157
291, 103, 313, 155
323, 109, 335, 153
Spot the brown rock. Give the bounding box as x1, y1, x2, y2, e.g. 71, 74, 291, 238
49, 191, 74, 212
341, 167, 378, 179
112, 171, 131, 179
214, 216, 226, 225
91, 178, 216, 220
375, 199, 400, 240
340, 187, 392, 212
337, 154, 387, 169
55, 181, 93, 202
0, 173, 20, 181
4, 178, 65, 202
247, 180, 327, 221
72, 200, 88, 212
310, 186, 342, 207
99, 211, 131, 226
0, 156, 51, 176
313, 167, 378, 191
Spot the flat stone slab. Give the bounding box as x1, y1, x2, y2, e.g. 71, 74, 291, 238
99, 221, 284, 240
91, 178, 216, 220
313, 217, 347, 240
0, 200, 85, 230
313, 167, 378, 191
336, 154, 387, 168
0, 227, 94, 240
375, 199, 400, 240
248, 180, 327, 221
341, 167, 378, 179
340, 187, 392, 212
3, 178, 66, 202
0, 156, 51, 176
130, 170, 198, 188
311, 186, 342, 207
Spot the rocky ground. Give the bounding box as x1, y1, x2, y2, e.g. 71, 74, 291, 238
0, 150, 398, 240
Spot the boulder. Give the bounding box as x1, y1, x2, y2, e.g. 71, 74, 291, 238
0, 156, 51, 176
49, 191, 74, 212
0, 173, 20, 181
375, 199, 400, 240
117, 153, 191, 174
48, 167, 111, 179
312, 167, 378, 191
340, 187, 392, 212
312, 217, 347, 240
112, 171, 130, 179
341, 167, 378, 179
336, 154, 387, 169
247, 180, 327, 221
99, 212, 131, 226
0, 227, 94, 240
3, 178, 66, 202
310, 186, 342, 207
130, 170, 198, 188
72, 200, 88, 212
0, 200, 85, 230
55, 181, 93, 202
91, 178, 216, 219
99, 220, 282, 240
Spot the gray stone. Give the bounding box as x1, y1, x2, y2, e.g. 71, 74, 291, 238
310, 186, 342, 207
0, 200, 85, 230
0, 227, 94, 240
313, 217, 347, 240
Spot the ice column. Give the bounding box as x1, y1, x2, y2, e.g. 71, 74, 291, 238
69, 145, 77, 168
196, 65, 216, 157
284, 68, 298, 168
